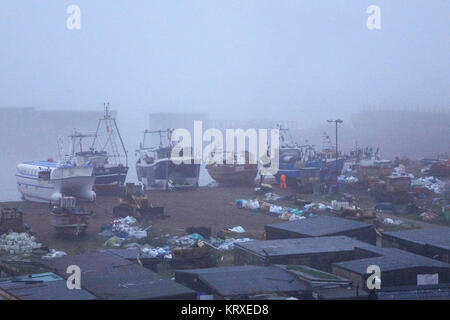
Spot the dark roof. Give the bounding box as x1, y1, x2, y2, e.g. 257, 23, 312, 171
0, 273, 97, 300
384, 226, 450, 251
314, 286, 369, 300
42, 251, 196, 300
42, 250, 134, 275
265, 215, 372, 237
235, 236, 374, 257
277, 265, 350, 284
176, 265, 310, 297
333, 248, 450, 275
376, 284, 450, 300
106, 248, 162, 261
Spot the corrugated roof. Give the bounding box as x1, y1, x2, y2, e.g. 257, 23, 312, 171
333, 248, 450, 274
0, 273, 97, 300
235, 236, 374, 257
265, 215, 372, 237
41, 251, 196, 300
314, 286, 369, 299
177, 265, 310, 297
384, 226, 450, 251
376, 284, 450, 300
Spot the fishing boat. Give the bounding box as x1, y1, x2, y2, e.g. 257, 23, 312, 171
206, 151, 258, 186
49, 197, 92, 236
275, 125, 316, 184
305, 133, 345, 171
136, 129, 200, 190
16, 160, 96, 203
68, 103, 128, 194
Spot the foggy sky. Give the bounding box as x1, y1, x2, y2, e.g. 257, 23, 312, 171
0, 0, 449, 126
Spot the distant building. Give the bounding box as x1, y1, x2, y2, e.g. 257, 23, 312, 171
148, 112, 209, 134
351, 110, 450, 159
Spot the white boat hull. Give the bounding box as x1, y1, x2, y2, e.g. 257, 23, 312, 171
16, 162, 96, 203
17, 175, 96, 203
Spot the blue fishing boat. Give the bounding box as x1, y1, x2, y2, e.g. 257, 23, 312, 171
275, 128, 344, 185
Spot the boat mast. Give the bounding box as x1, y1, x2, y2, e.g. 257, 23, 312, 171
107, 103, 129, 167
90, 102, 128, 167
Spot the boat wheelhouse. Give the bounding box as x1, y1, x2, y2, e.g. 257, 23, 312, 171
68, 103, 128, 194
136, 129, 200, 190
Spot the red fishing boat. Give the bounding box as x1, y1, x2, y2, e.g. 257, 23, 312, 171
206, 151, 258, 186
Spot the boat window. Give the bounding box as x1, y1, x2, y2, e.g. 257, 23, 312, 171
281, 149, 300, 161
38, 170, 51, 180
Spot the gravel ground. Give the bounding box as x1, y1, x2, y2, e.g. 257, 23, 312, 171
2, 175, 446, 255
0, 186, 281, 254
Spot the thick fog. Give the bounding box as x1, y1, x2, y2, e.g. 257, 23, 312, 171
0, 1, 449, 200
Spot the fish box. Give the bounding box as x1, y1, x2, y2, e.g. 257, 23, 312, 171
357, 165, 380, 182
385, 176, 411, 193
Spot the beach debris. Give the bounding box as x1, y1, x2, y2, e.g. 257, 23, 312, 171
331, 200, 351, 211
186, 226, 212, 239
392, 165, 414, 178
254, 184, 273, 195
104, 236, 124, 247
141, 246, 172, 258
236, 198, 322, 220
228, 226, 246, 233
419, 211, 440, 222
111, 216, 147, 240
383, 218, 403, 225
0, 232, 42, 255
42, 249, 67, 259
288, 214, 306, 221
269, 205, 284, 214
304, 202, 331, 212
411, 177, 445, 194
263, 192, 282, 201
235, 199, 260, 210
167, 233, 205, 248
210, 237, 254, 251
338, 175, 359, 184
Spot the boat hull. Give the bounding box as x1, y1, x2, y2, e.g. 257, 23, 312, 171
92, 165, 128, 194
136, 160, 200, 190
17, 175, 96, 203
206, 164, 258, 186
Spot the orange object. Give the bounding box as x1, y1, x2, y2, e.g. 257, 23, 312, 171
280, 174, 287, 189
